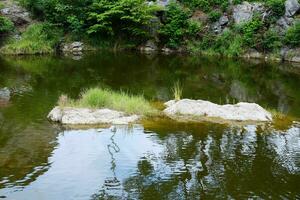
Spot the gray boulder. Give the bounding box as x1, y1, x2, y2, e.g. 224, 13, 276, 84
156, 0, 170, 8
285, 0, 300, 17
0, 1, 31, 26
212, 14, 229, 34
233, 2, 264, 24
62, 42, 84, 55
164, 99, 272, 122
283, 48, 300, 63
140, 40, 158, 52
0, 88, 10, 101
48, 107, 140, 125
276, 16, 295, 34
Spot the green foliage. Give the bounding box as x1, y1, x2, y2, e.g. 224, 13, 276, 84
179, 0, 230, 12
240, 16, 263, 47
59, 87, 158, 116
87, 0, 159, 40
262, 28, 282, 52
0, 16, 14, 34
208, 10, 222, 22
159, 2, 201, 48
19, 0, 91, 34
265, 0, 285, 20
285, 22, 300, 47
1, 23, 63, 54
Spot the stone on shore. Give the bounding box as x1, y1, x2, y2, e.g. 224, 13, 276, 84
48, 106, 140, 125
164, 99, 272, 122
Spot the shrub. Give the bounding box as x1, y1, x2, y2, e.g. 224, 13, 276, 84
0, 16, 14, 34
240, 16, 263, 48
159, 2, 200, 48
208, 10, 222, 22
265, 0, 285, 20
285, 22, 300, 47
1, 23, 63, 54
59, 87, 158, 116
262, 28, 282, 52
87, 0, 159, 41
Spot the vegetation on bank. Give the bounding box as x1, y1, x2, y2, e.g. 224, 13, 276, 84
1, 23, 62, 54
0, 0, 300, 56
58, 88, 158, 116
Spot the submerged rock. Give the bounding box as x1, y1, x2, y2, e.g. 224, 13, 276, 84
164, 99, 272, 122
48, 107, 140, 125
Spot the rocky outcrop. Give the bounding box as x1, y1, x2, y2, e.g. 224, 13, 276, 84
48, 106, 140, 125
212, 14, 229, 34
283, 48, 300, 63
233, 2, 264, 24
285, 0, 300, 17
164, 99, 272, 122
0, 0, 31, 26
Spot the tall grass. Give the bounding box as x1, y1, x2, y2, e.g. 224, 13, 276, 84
58, 88, 158, 116
1, 23, 62, 55
172, 81, 183, 101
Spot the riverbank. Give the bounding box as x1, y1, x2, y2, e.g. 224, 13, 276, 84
1, 0, 300, 64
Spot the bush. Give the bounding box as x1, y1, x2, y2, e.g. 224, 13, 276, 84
19, 0, 92, 34
0, 16, 14, 34
208, 10, 222, 22
59, 87, 158, 116
87, 0, 159, 41
240, 16, 263, 48
159, 2, 200, 48
262, 28, 282, 52
285, 22, 300, 47
265, 0, 285, 20
1, 23, 63, 54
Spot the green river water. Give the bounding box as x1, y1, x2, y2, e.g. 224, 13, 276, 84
0, 52, 299, 199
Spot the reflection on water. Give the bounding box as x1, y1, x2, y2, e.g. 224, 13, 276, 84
0, 52, 300, 199
0, 125, 299, 199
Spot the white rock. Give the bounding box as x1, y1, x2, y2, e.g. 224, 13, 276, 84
164, 99, 272, 122
48, 106, 140, 125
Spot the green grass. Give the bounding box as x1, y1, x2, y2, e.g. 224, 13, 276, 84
1, 23, 62, 55
58, 88, 158, 116
172, 81, 183, 101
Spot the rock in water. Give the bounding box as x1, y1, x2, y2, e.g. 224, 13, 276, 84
48, 107, 140, 125
164, 99, 272, 122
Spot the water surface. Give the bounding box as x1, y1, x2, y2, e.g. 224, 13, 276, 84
0, 52, 299, 199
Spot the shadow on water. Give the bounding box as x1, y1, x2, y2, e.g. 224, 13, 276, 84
0, 52, 299, 199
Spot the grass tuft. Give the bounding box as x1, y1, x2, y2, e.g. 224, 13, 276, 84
58, 88, 158, 116
172, 81, 183, 101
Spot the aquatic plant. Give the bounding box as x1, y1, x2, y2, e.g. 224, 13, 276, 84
58, 88, 158, 116
172, 81, 183, 101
